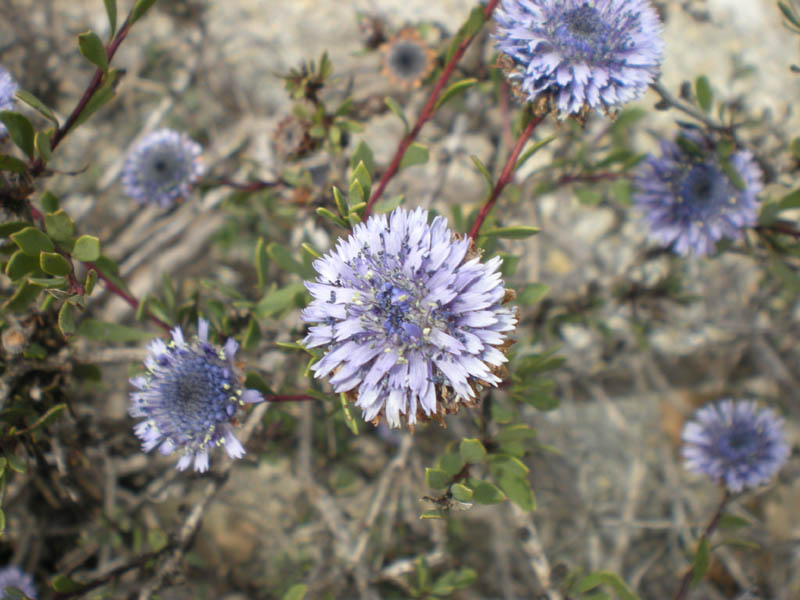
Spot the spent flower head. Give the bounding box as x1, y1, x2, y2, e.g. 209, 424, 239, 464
633, 130, 763, 256
380, 27, 436, 89
121, 128, 204, 207
129, 319, 263, 472
494, 0, 664, 115
0, 565, 36, 600
0, 65, 19, 139
682, 399, 790, 493
301, 207, 517, 429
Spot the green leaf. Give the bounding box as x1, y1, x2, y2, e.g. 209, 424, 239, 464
0, 221, 28, 238
339, 393, 359, 435
517, 283, 549, 305
27, 276, 67, 288
779, 1, 800, 28
51, 574, 85, 594
515, 135, 556, 171
244, 371, 274, 396
0, 154, 28, 173
445, 5, 486, 63
450, 483, 473, 502
691, 538, 710, 585
130, 0, 158, 24
332, 186, 348, 217
242, 317, 261, 351
349, 141, 375, 175
77, 318, 154, 342
255, 282, 307, 318
425, 467, 451, 490
496, 473, 535, 511
439, 452, 465, 476
39, 252, 72, 276
0, 111, 35, 158
254, 237, 270, 291
72, 235, 101, 262
349, 179, 364, 207
14, 89, 59, 126
435, 78, 477, 110
58, 302, 76, 336
11, 227, 54, 255
470, 480, 506, 504
40, 191, 59, 212
460, 438, 487, 463
471, 155, 493, 190
719, 158, 746, 190
3, 281, 40, 313
0, 508, 5, 535
575, 571, 640, 600
480, 226, 540, 239
267, 243, 316, 279
384, 96, 409, 132
777, 188, 800, 212
282, 584, 308, 600
104, 0, 118, 37
399, 143, 429, 170
351, 161, 372, 201
695, 75, 712, 112
5, 250, 40, 280
3, 449, 25, 473
35, 130, 53, 162
44, 209, 75, 242
316, 206, 348, 228
372, 193, 404, 215
78, 31, 108, 70
72, 68, 119, 130
718, 514, 751, 529
84, 269, 98, 295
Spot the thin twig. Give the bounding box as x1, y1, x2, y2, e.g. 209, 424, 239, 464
673, 491, 731, 600
649, 81, 732, 135
468, 112, 547, 240
362, 0, 501, 219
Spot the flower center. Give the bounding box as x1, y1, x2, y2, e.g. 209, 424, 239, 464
679, 164, 724, 205
375, 282, 424, 343
160, 353, 238, 436
555, 3, 613, 60
389, 42, 426, 79
719, 425, 759, 461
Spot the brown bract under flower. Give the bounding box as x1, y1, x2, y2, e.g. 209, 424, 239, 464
380, 27, 436, 89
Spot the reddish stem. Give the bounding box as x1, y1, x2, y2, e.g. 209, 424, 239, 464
29, 18, 132, 177
673, 491, 731, 600
362, 0, 501, 219
468, 113, 546, 240
85, 261, 171, 332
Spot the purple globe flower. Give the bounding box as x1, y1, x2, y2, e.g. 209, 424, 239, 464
121, 128, 204, 207
301, 207, 517, 429
493, 0, 664, 115
0, 566, 36, 599
129, 319, 263, 472
634, 132, 763, 256
682, 400, 790, 493
0, 66, 19, 139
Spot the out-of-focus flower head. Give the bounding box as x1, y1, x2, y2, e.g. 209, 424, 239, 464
0, 565, 36, 599
633, 129, 763, 256
0, 66, 19, 139
121, 128, 204, 207
682, 399, 790, 493
493, 0, 664, 116
129, 319, 263, 472
301, 207, 517, 429
380, 27, 436, 89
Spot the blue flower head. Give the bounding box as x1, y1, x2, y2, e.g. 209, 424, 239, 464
121, 128, 204, 207
682, 399, 790, 493
0, 66, 19, 139
494, 0, 664, 115
633, 131, 763, 256
0, 565, 36, 599
129, 320, 263, 472
301, 207, 517, 429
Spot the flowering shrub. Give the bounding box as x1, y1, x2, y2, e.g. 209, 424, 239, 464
0, 1, 796, 599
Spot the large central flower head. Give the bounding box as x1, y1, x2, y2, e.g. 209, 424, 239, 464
121, 128, 204, 207
129, 320, 263, 472
301, 207, 517, 429
682, 399, 789, 493
494, 0, 664, 115
633, 131, 763, 256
